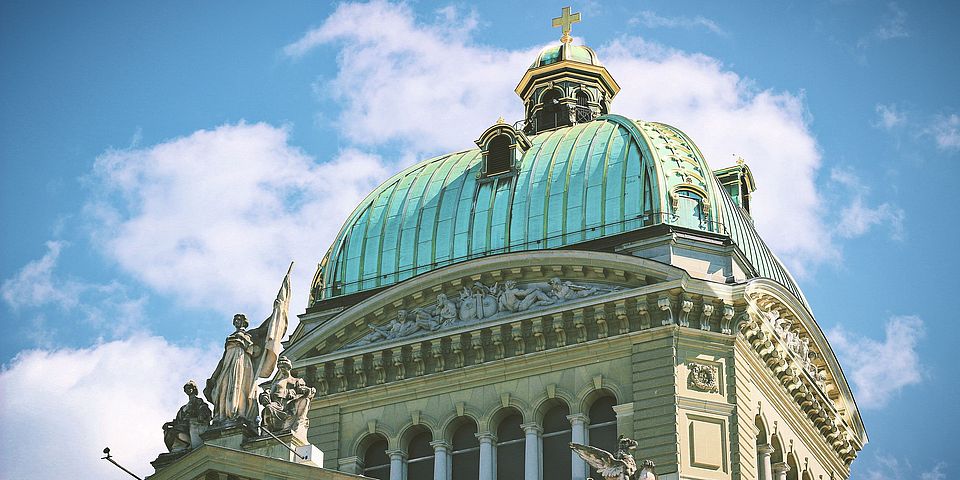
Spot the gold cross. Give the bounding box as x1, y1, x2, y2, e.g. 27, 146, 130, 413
552, 6, 581, 44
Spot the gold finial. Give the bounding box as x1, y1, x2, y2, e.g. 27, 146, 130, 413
552, 6, 581, 44
496, 116, 506, 124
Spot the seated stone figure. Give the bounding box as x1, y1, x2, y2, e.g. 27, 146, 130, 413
259, 356, 316, 438
163, 380, 212, 453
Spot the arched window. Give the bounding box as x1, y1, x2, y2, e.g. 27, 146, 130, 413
587, 396, 618, 480
362, 435, 390, 480
451, 420, 480, 480
676, 189, 706, 228
787, 453, 800, 480
407, 430, 434, 480
537, 89, 566, 131
542, 404, 572, 479
496, 410, 525, 479
756, 416, 768, 480
485, 134, 512, 176
575, 90, 593, 123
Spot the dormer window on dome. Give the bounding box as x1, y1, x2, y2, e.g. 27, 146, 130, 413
515, 8, 620, 135
475, 119, 531, 179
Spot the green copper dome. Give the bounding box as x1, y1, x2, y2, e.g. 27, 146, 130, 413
530, 43, 602, 69
314, 115, 805, 306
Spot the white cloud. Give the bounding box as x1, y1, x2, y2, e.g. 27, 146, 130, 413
285, 1, 840, 277
835, 197, 904, 240
921, 462, 948, 480
828, 315, 925, 409
0, 336, 219, 479
630, 10, 726, 36
1, 241, 147, 340
2, 241, 75, 310
830, 168, 904, 240
85, 122, 389, 320
858, 2, 909, 50
287, 1, 535, 156
874, 103, 905, 130
930, 113, 960, 151
858, 454, 947, 480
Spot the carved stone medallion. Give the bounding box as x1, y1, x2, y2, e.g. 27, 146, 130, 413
687, 362, 720, 393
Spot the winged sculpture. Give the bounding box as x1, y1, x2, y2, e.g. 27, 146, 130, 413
570, 435, 656, 480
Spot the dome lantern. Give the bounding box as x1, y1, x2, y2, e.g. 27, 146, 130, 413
516, 7, 621, 135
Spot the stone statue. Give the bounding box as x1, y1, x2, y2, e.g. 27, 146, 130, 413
205, 264, 292, 427
548, 277, 599, 301
435, 293, 458, 323
498, 279, 554, 312
353, 309, 439, 346
259, 356, 316, 438
412, 306, 443, 331
569, 435, 656, 480
162, 380, 211, 453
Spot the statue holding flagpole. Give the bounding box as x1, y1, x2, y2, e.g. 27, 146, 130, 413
205, 263, 294, 428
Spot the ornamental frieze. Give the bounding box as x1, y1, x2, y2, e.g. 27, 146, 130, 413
347, 278, 619, 349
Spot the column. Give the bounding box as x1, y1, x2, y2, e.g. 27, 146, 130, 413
772, 461, 790, 480
521, 423, 542, 480
430, 441, 450, 480
567, 414, 589, 480
388, 450, 406, 480
476, 433, 497, 480
758, 444, 774, 480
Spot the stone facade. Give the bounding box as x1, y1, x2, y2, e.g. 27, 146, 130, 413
283, 243, 865, 480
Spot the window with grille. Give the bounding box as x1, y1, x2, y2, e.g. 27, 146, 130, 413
576, 90, 593, 123
537, 89, 566, 131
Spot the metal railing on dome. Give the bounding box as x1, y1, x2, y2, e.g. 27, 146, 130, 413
321, 212, 729, 300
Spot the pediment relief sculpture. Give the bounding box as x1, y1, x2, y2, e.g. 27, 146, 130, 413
346, 277, 619, 350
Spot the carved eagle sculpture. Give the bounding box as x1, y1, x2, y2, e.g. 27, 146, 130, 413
569, 435, 656, 480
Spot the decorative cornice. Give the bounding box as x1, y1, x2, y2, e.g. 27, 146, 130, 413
739, 290, 861, 465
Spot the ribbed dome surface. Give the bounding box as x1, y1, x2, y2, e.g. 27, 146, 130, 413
529, 43, 602, 69
315, 115, 806, 306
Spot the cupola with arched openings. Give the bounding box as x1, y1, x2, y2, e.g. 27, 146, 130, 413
515, 8, 620, 134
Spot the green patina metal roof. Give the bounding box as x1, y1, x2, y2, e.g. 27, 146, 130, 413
530, 43, 602, 69
315, 115, 807, 308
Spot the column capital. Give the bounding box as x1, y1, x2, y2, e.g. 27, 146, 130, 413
612, 402, 634, 418
429, 440, 451, 451
772, 461, 790, 474
475, 432, 498, 444
567, 413, 590, 425
520, 422, 543, 435
386, 449, 408, 461
758, 443, 775, 455
338, 455, 363, 468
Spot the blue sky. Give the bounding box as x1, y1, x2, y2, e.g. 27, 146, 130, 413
1, 1, 957, 478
